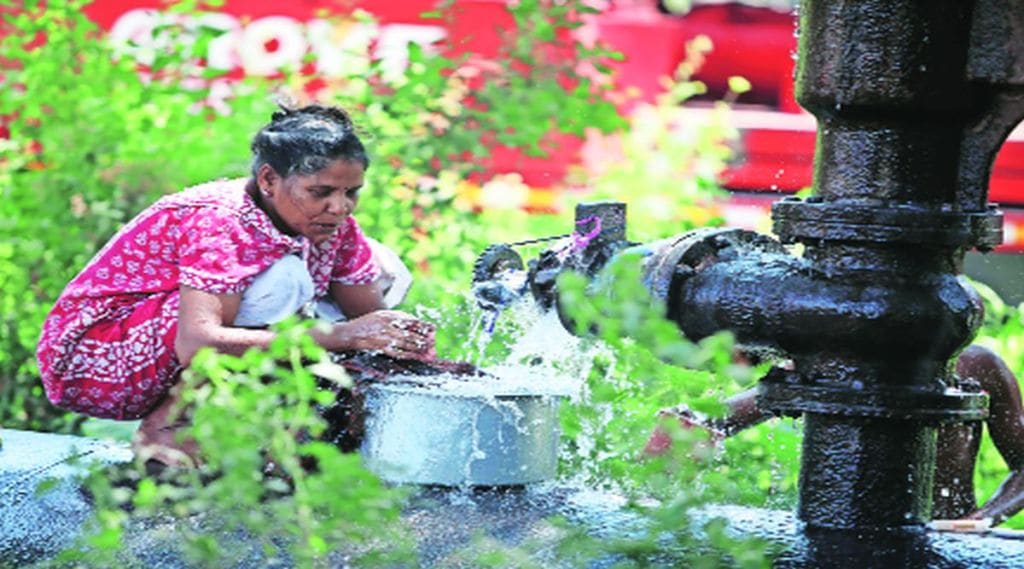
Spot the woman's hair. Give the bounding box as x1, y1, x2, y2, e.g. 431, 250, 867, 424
250, 104, 369, 179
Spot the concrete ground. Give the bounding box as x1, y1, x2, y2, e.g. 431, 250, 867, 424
5, 428, 1024, 568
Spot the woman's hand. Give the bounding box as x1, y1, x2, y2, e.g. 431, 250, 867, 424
327, 310, 436, 361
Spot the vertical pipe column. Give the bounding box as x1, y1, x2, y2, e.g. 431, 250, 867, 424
775, 0, 981, 529
798, 417, 936, 528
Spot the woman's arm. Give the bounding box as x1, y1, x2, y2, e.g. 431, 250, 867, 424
175, 285, 275, 366
175, 284, 436, 366
329, 281, 385, 319
327, 280, 436, 360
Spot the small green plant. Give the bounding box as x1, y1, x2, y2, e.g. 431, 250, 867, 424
547, 253, 776, 567
64, 319, 412, 567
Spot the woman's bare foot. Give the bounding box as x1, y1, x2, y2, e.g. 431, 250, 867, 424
132, 388, 200, 468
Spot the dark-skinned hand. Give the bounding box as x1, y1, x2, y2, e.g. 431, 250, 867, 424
331, 310, 436, 361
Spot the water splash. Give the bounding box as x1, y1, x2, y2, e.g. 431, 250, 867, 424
465, 308, 495, 365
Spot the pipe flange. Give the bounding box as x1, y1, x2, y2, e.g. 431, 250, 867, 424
642, 227, 787, 304
772, 199, 1004, 250
758, 378, 989, 423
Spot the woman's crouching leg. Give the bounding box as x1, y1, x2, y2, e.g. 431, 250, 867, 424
132, 256, 315, 468
38, 292, 182, 420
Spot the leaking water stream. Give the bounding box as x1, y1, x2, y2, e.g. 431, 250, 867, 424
360, 300, 593, 488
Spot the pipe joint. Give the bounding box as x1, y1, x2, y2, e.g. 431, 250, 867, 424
651, 230, 978, 382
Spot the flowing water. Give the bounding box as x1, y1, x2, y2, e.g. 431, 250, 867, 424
361, 296, 599, 488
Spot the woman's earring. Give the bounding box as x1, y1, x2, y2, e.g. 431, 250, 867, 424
261, 186, 271, 197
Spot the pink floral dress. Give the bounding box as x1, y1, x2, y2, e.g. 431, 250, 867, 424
36, 178, 380, 420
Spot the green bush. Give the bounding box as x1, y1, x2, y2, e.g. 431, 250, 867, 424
0, 0, 275, 431
0, 0, 625, 431
62, 320, 413, 567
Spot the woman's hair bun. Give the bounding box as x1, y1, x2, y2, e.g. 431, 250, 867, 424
268, 104, 353, 129
251, 102, 368, 178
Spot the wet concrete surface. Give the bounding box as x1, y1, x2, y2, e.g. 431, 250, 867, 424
698, 505, 1024, 569
0, 428, 133, 567
5, 429, 1024, 568
0, 429, 639, 568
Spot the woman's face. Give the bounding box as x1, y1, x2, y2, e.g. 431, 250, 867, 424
259, 158, 365, 244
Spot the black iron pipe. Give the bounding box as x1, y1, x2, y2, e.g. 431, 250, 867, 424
647, 0, 1009, 530
799, 416, 937, 529
668, 253, 980, 387
796, 1, 974, 206
757, 0, 998, 530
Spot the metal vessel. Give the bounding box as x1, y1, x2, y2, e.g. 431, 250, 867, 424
360, 377, 565, 487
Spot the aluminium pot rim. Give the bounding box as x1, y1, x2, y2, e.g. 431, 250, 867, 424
364, 377, 572, 401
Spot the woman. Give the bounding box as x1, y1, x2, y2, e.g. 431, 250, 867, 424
36, 104, 434, 466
